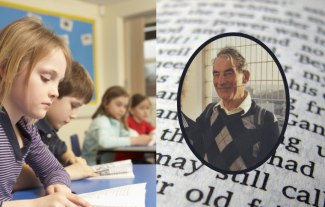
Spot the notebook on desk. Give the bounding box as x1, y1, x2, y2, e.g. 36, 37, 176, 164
88, 159, 134, 179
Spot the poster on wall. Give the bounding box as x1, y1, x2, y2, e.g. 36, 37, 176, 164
0, 2, 97, 104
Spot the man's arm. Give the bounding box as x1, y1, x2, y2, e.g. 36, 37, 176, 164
182, 103, 215, 157
187, 102, 215, 142
259, 111, 280, 160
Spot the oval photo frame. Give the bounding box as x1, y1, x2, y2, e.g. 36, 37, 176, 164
177, 32, 290, 174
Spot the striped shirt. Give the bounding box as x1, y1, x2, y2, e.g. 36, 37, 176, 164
0, 108, 71, 206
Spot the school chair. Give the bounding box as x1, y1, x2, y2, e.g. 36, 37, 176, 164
70, 134, 82, 157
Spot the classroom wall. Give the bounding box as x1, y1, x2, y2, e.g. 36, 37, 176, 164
0, 0, 156, 150
103, 0, 155, 88
0, 0, 103, 150
101, 0, 156, 133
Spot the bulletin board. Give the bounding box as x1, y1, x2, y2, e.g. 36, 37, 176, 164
0, 1, 98, 104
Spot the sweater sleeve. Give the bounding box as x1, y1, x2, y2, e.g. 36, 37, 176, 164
259, 111, 280, 160
96, 128, 131, 148
195, 103, 215, 128
186, 104, 216, 157
25, 124, 71, 190
87, 116, 130, 148
186, 103, 215, 142
90, 117, 133, 148
124, 128, 139, 137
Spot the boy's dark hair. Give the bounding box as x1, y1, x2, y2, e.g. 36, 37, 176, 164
58, 61, 94, 104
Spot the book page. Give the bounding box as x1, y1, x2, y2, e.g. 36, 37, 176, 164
156, 0, 325, 206
88, 172, 135, 180
79, 183, 146, 207
91, 160, 132, 175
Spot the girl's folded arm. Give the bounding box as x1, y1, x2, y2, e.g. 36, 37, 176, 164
24, 125, 70, 190
95, 128, 131, 148
121, 127, 139, 137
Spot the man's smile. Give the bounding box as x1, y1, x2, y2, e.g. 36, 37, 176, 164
217, 87, 231, 91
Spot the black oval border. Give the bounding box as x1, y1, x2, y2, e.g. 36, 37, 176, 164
177, 32, 290, 175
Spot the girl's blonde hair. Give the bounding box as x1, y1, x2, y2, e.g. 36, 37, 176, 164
92, 86, 130, 130
0, 17, 72, 119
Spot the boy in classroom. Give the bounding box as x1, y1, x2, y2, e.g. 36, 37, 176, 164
0, 17, 90, 206
13, 61, 99, 191
82, 86, 152, 165
115, 94, 156, 163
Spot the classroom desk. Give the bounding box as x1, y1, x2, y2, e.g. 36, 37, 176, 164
96, 145, 156, 164
12, 164, 156, 206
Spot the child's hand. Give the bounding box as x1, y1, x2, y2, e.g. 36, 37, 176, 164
66, 163, 100, 181
131, 134, 152, 145
67, 157, 87, 165
34, 192, 92, 207
3, 192, 92, 207
46, 184, 71, 195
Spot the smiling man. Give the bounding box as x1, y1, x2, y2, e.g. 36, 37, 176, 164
183, 46, 280, 172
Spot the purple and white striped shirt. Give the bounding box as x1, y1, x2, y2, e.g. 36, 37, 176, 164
0, 109, 71, 206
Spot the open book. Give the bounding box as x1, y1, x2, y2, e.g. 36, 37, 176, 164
79, 183, 146, 207
88, 159, 134, 179
157, 0, 325, 206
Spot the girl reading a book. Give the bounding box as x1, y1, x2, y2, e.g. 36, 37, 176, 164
82, 86, 151, 165
0, 17, 90, 207
115, 94, 155, 162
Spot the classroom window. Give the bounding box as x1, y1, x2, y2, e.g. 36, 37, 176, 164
144, 22, 156, 97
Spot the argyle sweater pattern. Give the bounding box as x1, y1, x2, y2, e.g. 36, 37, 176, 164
186, 101, 279, 171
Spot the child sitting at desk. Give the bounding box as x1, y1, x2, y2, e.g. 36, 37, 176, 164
13, 61, 99, 191
82, 86, 151, 165
0, 17, 90, 207
115, 94, 156, 162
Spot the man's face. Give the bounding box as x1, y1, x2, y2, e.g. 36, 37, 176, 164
213, 56, 247, 103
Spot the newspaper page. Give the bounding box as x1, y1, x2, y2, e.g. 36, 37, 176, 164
156, 0, 325, 206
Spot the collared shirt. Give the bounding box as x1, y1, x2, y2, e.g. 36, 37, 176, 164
0, 107, 70, 205
82, 115, 139, 165
213, 90, 251, 116
35, 118, 67, 160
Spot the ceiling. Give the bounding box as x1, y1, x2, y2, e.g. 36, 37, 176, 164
78, 0, 126, 4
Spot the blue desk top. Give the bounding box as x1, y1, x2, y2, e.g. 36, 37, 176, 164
97, 145, 156, 152
12, 164, 156, 206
